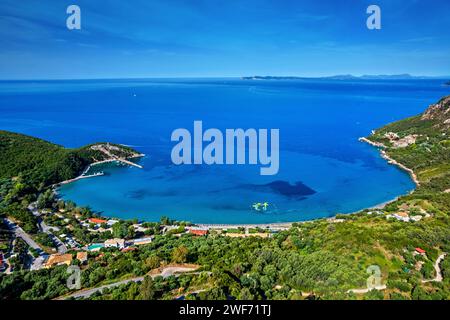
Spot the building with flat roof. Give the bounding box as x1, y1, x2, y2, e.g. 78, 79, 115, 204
133, 237, 153, 246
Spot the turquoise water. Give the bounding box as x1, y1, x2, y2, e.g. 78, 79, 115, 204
87, 243, 105, 251
1, 78, 448, 223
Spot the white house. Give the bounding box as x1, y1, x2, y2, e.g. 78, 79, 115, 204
104, 238, 125, 249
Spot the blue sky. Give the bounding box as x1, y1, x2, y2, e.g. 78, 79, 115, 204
0, 0, 449, 79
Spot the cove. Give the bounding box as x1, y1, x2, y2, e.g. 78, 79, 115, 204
1, 78, 446, 224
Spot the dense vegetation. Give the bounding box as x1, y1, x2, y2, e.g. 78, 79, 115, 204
368, 96, 450, 212
0, 131, 139, 234
0, 130, 137, 191
0, 97, 449, 300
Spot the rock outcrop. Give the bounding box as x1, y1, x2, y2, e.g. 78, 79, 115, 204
421, 96, 450, 129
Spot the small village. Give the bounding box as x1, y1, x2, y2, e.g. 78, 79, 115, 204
0, 194, 438, 275
0, 201, 286, 273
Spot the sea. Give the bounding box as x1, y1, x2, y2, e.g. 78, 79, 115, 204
1, 78, 448, 224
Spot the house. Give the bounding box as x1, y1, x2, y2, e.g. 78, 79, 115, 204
107, 219, 119, 226
76, 252, 88, 264
88, 218, 107, 225
415, 247, 426, 255
133, 237, 153, 246
189, 228, 208, 236
396, 211, 409, 218
121, 247, 137, 253
44, 253, 73, 268
104, 238, 125, 249
384, 132, 399, 140
133, 224, 148, 233
387, 211, 410, 222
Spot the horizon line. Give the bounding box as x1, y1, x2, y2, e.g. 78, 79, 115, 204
1, 74, 450, 82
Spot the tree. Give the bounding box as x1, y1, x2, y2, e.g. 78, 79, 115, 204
364, 289, 384, 300
172, 246, 188, 264
56, 200, 66, 211
145, 256, 161, 270
421, 261, 435, 279
140, 276, 156, 300
238, 287, 254, 300
37, 189, 55, 209
411, 285, 431, 300
127, 225, 135, 239
112, 222, 128, 238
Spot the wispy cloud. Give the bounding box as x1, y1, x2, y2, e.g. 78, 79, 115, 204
402, 36, 435, 43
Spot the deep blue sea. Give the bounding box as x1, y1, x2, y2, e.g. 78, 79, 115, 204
1, 78, 448, 224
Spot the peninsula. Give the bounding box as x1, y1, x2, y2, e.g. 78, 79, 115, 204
0, 130, 143, 191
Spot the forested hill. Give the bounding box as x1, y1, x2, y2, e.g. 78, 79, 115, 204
367, 95, 450, 210
368, 95, 450, 172
0, 130, 140, 190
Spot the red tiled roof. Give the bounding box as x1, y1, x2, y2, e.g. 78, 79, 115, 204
89, 218, 107, 224
190, 229, 208, 236
415, 247, 426, 254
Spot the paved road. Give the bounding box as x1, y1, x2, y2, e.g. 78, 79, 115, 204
422, 253, 446, 283
31, 255, 48, 271
3, 218, 46, 271
29, 203, 68, 254
4, 218, 42, 251
49, 234, 68, 254
347, 285, 387, 294
59, 267, 210, 300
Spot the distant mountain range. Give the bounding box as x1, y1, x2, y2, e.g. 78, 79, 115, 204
241, 74, 449, 81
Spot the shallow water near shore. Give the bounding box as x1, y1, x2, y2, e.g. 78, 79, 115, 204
1, 78, 448, 223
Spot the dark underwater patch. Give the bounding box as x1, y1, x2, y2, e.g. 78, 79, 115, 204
240, 180, 316, 199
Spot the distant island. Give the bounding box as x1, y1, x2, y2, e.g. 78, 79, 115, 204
242, 74, 446, 81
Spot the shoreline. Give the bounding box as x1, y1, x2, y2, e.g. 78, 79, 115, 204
53, 136, 417, 228
359, 137, 420, 187
53, 153, 145, 187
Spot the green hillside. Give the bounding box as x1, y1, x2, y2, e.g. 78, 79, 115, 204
0, 97, 449, 300
0, 130, 138, 190
368, 96, 450, 211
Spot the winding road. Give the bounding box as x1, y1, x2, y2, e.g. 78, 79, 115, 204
3, 218, 46, 270
422, 253, 446, 283
29, 203, 68, 254
57, 267, 211, 300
